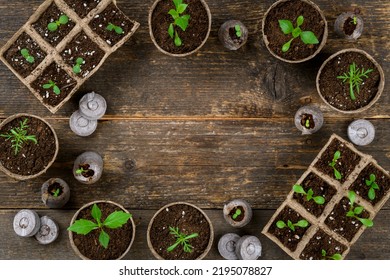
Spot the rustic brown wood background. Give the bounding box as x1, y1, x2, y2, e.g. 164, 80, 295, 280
0, 0, 389, 259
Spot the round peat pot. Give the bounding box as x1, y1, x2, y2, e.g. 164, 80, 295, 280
35, 216, 59, 245
149, 0, 212, 57
316, 49, 385, 114
147, 202, 214, 260
218, 233, 240, 260
73, 151, 103, 184
235, 235, 262, 260
218, 20, 248, 50
41, 178, 70, 208
69, 110, 98, 137
262, 0, 328, 63
294, 105, 324, 135
0, 114, 59, 180
79, 92, 107, 120
13, 209, 40, 237
223, 199, 252, 228
334, 12, 363, 40
68, 200, 136, 260
347, 119, 375, 146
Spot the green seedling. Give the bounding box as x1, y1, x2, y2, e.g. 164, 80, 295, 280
293, 184, 325, 205
234, 24, 242, 38
52, 188, 61, 197
106, 22, 123, 34
47, 15, 69, 31
20, 48, 35, 64
72, 57, 84, 74
232, 208, 242, 220
305, 119, 310, 128
352, 16, 357, 25
321, 249, 342, 260
276, 219, 308, 231
68, 203, 132, 249
328, 150, 342, 180
42, 80, 60, 95
278, 15, 319, 52
0, 118, 37, 155
168, 0, 190, 47
337, 62, 373, 101
346, 190, 373, 227
365, 173, 380, 200
167, 226, 198, 253
75, 167, 86, 175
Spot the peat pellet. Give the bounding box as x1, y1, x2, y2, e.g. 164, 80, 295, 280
348, 119, 375, 146
235, 235, 262, 260
13, 209, 40, 237
35, 216, 59, 245
334, 12, 363, 40
69, 110, 97, 137
218, 233, 240, 260
218, 20, 248, 51
294, 105, 324, 135
79, 92, 107, 120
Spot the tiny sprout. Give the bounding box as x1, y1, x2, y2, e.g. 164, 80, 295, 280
276, 219, 308, 231
106, 22, 123, 35
365, 173, 380, 201
278, 15, 319, 52
52, 188, 61, 197
232, 208, 242, 220
305, 119, 310, 128
346, 190, 374, 227
352, 16, 357, 25
321, 249, 342, 260
328, 150, 342, 180
167, 226, 198, 253
234, 24, 242, 38
42, 80, 61, 95
168, 0, 190, 47
20, 48, 35, 64
293, 184, 325, 205
0, 118, 37, 155
76, 167, 86, 175
48, 15, 69, 31
72, 57, 84, 74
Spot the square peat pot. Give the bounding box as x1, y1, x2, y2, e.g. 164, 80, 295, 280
0, 0, 139, 113
262, 134, 390, 259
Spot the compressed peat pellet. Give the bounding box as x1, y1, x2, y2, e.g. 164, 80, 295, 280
348, 119, 375, 146
218, 233, 241, 260
34, 216, 59, 245
69, 110, 98, 137
235, 235, 262, 260
79, 92, 107, 120
13, 209, 40, 237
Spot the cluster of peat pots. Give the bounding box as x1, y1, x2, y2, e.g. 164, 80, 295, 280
0, 0, 389, 260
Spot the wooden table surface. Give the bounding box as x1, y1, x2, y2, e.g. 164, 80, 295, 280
0, 0, 389, 260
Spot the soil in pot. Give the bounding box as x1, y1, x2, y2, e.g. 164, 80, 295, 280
3, 32, 46, 78
263, 0, 326, 61
61, 31, 105, 78
151, 0, 209, 54
32, 2, 76, 47
30, 62, 77, 107
293, 172, 337, 217
77, 163, 95, 178
314, 138, 361, 184
48, 181, 63, 197
228, 206, 245, 222
71, 202, 133, 260
63, 0, 102, 18
349, 163, 390, 206
149, 203, 211, 259
0, 116, 56, 176
89, 2, 135, 47
343, 17, 357, 36
228, 27, 244, 46
318, 51, 381, 111
300, 113, 315, 129
267, 206, 310, 252
299, 229, 347, 260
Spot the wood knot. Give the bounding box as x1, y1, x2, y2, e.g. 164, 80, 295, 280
124, 159, 136, 171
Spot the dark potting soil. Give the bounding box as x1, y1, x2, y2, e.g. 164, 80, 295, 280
151, 0, 209, 54
0, 116, 56, 176
299, 229, 347, 260
263, 0, 325, 61
63, 0, 102, 18
30, 62, 77, 107
72, 202, 133, 260
300, 113, 315, 129
228, 28, 244, 45
149, 204, 211, 259
325, 197, 371, 242
3, 32, 46, 78
268, 206, 310, 252
350, 163, 390, 206
61, 31, 105, 78
89, 3, 134, 47
48, 182, 63, 197
314, 139, 361, 184
343, 17, 357, 35
318, 52, 381, 111
293, 172, 336, 217
228, 206, 245, 222
32, 3, 75, 47
78, 163, 95, 178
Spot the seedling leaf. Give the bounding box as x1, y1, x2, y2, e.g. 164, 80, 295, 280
313, 196, 325, 205
48, 22, 58, 31
53, 85, 61, 95
67, 219, 98, 235
168, 23, 174, 38
103, 211, 132, 229
368, 188, 376, 200
296, 15, 304, 27
295, 219, 308, 228
91, 203, 102, 224
99, 230, 110, 249
177, 3, 188, 14
278, 20, 293, 34
293, 184, 306, 194
276, 220, 286, 229
59, 15, 69, 25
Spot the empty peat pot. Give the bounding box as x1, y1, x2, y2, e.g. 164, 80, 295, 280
218, 20, 248, 50
334, 12, 363, 40
218, 233, 241, 260
223, 199, 252, 228
347, 119, 375, 146
294, 105, 324, 135
34, 215, 59, 245
79, 91, 107, 120
69, 110, 98, 137
235, 235, 262, 260
73, 151, 103, 184
41, 178, 70, 208
13, 209, 40, 237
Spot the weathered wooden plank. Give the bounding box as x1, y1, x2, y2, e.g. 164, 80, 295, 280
0, 118, 388, 210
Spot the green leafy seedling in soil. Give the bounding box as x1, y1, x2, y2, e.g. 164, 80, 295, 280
337, 62, 373, 101
346, 190, 374, 227
42, 80, 60, 95
293, 184, 325, 205
305, 119, 310, 128
0, 118, 37, 155
352, 16, 357, 25
106, 22, 123, 35
234, 24, 242, 38
20, 48, 35, 64
278, 15, 319, 52
365, 173, 380, 200
47, 15, 69, 32
168, 0, 190, 47
167, 226, 198, 253
68, 203, 132, 249
232, 208, 242, 220
328, 150, 342, 180
321, 249, 342, 260
52, 188, 61, 197
276, 219, 308, 231
76, 167, 87, 175
72, 57, 84, 74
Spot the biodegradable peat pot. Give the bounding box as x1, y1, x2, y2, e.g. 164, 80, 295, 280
0, 114, 59, 180
73, 151, 103, 184
334, 12, 363, 40
149, 0, 212, 57
218, 20, 248, 50
316, 49, 385, 114
68, 200, 135, 260
147, 202, 214, 259
223, 199, 252, 228
294, 105, 324, 135
262, 0, 328, 63
41, 178, 70, 208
